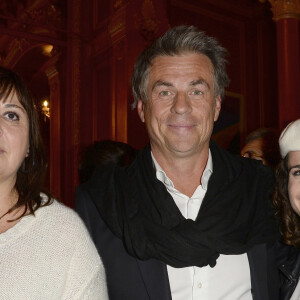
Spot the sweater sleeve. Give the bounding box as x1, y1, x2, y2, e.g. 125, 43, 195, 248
61, 212, 109, 300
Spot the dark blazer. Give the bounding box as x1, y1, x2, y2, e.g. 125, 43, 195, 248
75, 186, 280, 300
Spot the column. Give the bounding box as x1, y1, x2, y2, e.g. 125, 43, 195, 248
262, 0, 300, 129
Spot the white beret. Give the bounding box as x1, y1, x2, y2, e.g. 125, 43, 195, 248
279, 119, 300, 158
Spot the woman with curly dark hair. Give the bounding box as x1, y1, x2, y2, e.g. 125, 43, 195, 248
0, 67, 108, 299
273, 119, 300, 300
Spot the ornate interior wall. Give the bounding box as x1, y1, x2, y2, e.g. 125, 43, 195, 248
0, 0, 297, 206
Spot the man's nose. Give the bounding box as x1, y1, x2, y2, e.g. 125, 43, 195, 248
171, 92, 192, 115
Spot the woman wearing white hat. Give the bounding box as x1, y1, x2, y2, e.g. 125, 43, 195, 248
273, 119, 300, 300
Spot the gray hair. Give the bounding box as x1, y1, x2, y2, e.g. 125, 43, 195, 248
131, 25, 230, 108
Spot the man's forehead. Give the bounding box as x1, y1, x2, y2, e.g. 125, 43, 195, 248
147, 54, 214, 86
148, 53, 214, 76
150, 52, 211, 63
151, 79, 210, 89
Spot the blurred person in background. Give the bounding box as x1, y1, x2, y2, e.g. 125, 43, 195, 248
241, 128, 281, 169
78, 140, 137, 184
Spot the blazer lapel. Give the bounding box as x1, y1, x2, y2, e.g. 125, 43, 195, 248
136, 259, 172, 300
247, 244, 269, 300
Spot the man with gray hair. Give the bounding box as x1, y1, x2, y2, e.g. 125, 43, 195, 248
75, 25, 279, 299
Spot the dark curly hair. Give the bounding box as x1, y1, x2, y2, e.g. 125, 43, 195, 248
273, 154, 300, 248
0, 66, 52, 220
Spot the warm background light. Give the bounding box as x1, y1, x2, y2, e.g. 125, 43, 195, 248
42, 45, 53, 57
41, 99, 50, 120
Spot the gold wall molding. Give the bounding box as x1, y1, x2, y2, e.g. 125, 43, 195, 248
259, 0, 300, 20
4, 38, 30, 67
114, 0, 128, 11
134, 0, 159, 43
109, 5, 126, 43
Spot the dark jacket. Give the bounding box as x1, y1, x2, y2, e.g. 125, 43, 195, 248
75, 187, 279, 300
75, 142, 280, 300
276, 242, 300, 299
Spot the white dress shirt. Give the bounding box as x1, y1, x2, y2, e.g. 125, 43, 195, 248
291, 280, 300, 300
152, 151, 253, 300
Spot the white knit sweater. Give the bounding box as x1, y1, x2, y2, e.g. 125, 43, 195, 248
0, 197, 108, 300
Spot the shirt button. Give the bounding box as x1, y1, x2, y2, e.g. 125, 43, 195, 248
198, 282, 202, 288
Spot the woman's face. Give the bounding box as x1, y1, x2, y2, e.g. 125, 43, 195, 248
0, 91, 29, 185
288, 151, 300, 215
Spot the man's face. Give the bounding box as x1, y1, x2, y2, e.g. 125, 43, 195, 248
137, 53, 221, 159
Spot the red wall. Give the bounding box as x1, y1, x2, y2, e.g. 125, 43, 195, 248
83, 0, 279, 155
0, 0, 282, 206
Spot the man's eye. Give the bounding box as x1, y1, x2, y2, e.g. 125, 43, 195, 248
192, 90, 203, 96
4, 112, 19, 121
159, 91, 171, 96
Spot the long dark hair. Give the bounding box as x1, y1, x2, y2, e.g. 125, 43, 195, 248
0, 66, 52, 219
273, 155, 300, 248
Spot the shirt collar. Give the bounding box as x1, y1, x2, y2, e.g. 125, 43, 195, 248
151, 150, 213, 191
